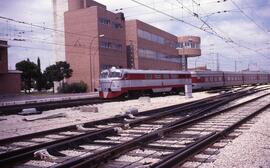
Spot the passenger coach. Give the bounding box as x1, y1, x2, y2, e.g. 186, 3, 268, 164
191, 71, 270, 90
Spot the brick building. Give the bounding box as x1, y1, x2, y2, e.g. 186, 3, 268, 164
65, 0, 127, 91
0, 40, 21, 94
64, 0, 201, 91
125, 20, 201, 70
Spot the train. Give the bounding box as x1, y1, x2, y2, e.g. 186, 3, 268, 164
191, 71, 269, 90
97, 67, 270, 99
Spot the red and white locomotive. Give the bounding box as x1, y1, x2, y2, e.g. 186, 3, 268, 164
98, 67, 191, 98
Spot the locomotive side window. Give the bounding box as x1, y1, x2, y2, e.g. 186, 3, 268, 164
163, 74, 169, 79
171, 74, 178, 79
155, 74, 161, 79
145, 74, 152, 79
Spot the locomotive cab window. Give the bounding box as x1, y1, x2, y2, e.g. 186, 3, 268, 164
109, 71, 122, 78
100, 71, 109, 78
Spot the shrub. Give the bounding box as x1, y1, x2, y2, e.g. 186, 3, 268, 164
60, 81, 88, 93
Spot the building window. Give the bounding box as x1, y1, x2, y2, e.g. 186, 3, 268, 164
100, 64, 121, 70
112, 43, 122, 50
112, 22, 122, 29
138, 29, 167, 46
138, 48, 180, 64
100, 41, 122, 50
99, 18, 110, 25
177, 42, 200, 49
100, 41, 108, 48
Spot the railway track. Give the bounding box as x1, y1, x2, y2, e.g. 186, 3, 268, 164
0, 85, 246, 116
0, 87, 268, 167
0, 97, 111, 115
71, 90, 269, 168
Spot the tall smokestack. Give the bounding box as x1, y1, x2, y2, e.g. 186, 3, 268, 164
52, 0, 68, 63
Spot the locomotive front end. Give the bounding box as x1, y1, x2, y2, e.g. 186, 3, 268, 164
98, 68, 123, 99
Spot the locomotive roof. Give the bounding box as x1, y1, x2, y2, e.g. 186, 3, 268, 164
190, 71, 223, 75
120, 69, 190, 75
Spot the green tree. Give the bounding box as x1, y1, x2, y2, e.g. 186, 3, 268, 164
56, 61, 73, 80
16, 59, 39, 93
36, 57, 44, 91
43, 61, 73, 91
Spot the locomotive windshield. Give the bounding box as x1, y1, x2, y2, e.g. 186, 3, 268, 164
109, 71, 122, 78
100, 70, 109, 79
100, 68, 122, 78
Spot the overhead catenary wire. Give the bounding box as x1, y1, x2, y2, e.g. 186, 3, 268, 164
173, 0, 266, 63
129, 0, 270, 61
230, 0, 270, 37
129, 0, 230, 41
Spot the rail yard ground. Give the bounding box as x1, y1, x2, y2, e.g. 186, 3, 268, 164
0, 85, 269, 167
0, 91, 219, 139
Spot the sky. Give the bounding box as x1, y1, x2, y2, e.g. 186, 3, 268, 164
0, 0, 270, 71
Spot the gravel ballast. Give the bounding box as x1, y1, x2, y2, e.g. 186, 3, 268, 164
0, 92, 218, 140
197, 108, 270, 168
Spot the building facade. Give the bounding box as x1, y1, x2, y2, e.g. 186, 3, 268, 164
64, 0, 201, 92
125, 20, 201, 71
177, 36, 201, 70
65, 0, 127, 91
0, 40, 21, 94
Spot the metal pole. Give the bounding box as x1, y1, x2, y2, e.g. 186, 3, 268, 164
216, 53, 220, 71
89, 34, 104, 92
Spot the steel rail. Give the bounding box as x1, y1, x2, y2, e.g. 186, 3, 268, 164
1, 86, 248, 145
0, 95, 222, 166
0, 88, 265, 167
0, 91, 230, 165
0, 97, 110, 115
153, 103, 270, 168
0, 92, 227, 145
67, 92, 269, 168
